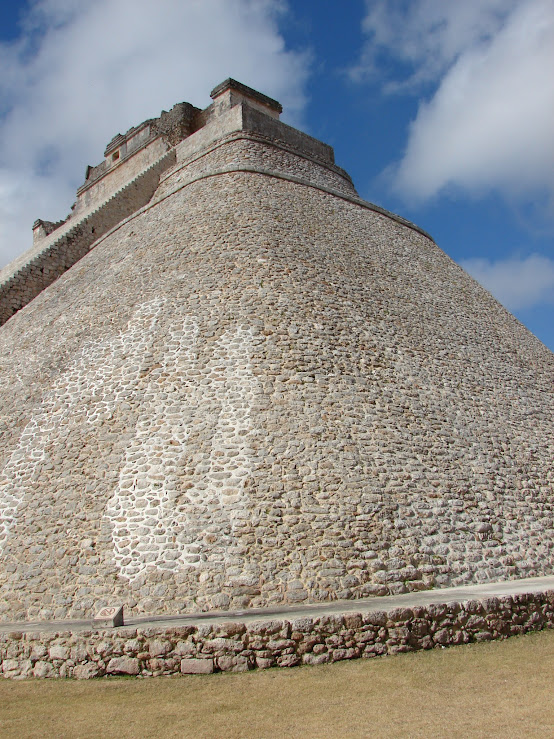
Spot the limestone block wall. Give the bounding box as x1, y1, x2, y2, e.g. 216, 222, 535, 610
241, 104, 336, 166
74, 136, 170, 215
153, 134, 357, 204
0, 108, 425, 331
0, 163, 552, 622
0, 100, 357, 329
0, 150, 175, 327
1, 590, 552, 679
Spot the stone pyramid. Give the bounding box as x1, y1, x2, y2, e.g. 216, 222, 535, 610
0, 79, 552, 622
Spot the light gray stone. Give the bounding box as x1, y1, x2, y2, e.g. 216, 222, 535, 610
32, 661, 54, 678
73, 663, 102, 679
180, 658, 214, 674
48, 645, 69, 661
106, 656, 140, 675
94, 605, 124, 628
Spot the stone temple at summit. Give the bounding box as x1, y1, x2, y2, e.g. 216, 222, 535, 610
0, 79, 552, 623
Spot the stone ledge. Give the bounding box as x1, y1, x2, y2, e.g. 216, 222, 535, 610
1, 577, 552, 679
210, 78, 283, 115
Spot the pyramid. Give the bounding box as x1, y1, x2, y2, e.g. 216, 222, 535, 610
0, 79, 552, 622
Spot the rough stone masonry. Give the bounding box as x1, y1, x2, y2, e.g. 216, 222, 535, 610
2, 586, 553, 679
0, 80, 552, 634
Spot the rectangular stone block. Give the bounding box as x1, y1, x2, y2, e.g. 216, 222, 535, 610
93, 605, 124, 628
180, 658, 214, 674
107, 656, 140, 675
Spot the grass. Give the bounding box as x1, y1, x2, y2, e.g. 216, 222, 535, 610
0, 630, 553, 738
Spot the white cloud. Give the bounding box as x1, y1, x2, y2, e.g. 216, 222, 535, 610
354, 0, 554, 207
352, 0, 518, 89
462, 253, 554, 311
0, 0, 310, 268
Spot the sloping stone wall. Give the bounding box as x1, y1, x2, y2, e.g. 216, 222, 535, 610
0, 82, 552, 625
0, 167, 552, 622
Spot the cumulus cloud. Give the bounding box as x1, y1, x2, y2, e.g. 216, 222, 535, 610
352, 0, 517, 88
354, 0, 554, 207
0, 0, 310, 268
462, 253, 554, 311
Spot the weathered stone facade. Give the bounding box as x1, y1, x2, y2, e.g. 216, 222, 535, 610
0, 79, 553, 624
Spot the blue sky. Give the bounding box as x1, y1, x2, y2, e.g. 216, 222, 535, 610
1, 1, 553, 350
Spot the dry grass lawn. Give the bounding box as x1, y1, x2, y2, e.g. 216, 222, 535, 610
0, 629, 553, 738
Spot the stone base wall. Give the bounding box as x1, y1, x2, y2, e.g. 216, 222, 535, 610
1, 590, 552, 679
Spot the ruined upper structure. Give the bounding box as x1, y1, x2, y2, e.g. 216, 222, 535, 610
0, 79, 425, 327
0, 80, 552, 623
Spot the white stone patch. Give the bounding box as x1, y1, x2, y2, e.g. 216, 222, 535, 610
0, 297, 258, 579
106, 321, 258, 581
0, 300, 166, 556
106, 315, 201, 579
198, 325, 256, 513
0, 419, 46, 553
